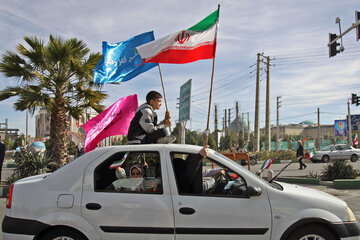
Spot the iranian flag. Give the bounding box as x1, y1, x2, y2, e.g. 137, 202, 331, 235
260, 158, 274, 171
354, 133, 359, 145
136, 8, 219, 64
305, 149, 316, 160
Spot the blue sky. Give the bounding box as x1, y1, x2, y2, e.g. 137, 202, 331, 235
0, 0, 360, 137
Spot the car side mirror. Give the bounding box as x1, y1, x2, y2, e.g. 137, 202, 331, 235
246, 186, 262, 197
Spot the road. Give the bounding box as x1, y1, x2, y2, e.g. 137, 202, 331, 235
250, 158, 360, 178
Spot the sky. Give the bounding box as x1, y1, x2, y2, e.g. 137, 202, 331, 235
0, 0, 360, 137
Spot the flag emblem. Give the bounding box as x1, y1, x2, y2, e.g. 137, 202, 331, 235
176, 31, 190, 44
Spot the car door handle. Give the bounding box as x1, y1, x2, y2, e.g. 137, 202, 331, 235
179, 207, 195, 215
86, 203, 102, 210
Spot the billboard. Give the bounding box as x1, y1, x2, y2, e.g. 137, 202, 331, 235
348, 114, 360, 131
179, 79, 192, 122
334, 120, 347, 136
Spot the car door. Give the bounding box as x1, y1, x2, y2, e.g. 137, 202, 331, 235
332, 145, 344, 160
81, 147, 175, 240
167, 149, 271, 240
342, 145, 353, 160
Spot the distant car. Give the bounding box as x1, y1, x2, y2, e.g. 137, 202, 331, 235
311, 144, 360, 163
2, 144, 360, 240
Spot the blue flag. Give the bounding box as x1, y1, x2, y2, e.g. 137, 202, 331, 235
94, 32, 157, 84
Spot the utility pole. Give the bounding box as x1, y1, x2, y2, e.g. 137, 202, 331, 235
247, 112, 250, 142
317, 108, 321, 149
214, 105, 218, 131
228, 108, 231, 135
265, 56, 271, 151
25, 110, 28, 144
224, 109, 227, 135
235, 102, 239, 134
276, 96, 281, 151
348, 99, 353, 145
242, 113, 245, 140
254, 53, 261, 152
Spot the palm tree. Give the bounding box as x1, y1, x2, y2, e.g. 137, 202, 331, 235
0, 35, 107, 168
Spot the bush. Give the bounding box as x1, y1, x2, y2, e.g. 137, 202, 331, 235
7, 149, 52, 184
248, 150, 296, 161
321, 160, 358, 181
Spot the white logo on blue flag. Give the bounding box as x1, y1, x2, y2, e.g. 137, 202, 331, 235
94, 32, 157, 84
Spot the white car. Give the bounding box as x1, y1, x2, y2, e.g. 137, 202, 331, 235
311, 144, 360, 163
2, 144, 360, 240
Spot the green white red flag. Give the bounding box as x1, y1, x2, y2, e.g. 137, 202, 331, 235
353, 133, 359, 145
260, 158, 274, 171
305, 148, 316, 160
136, 8, 219, 64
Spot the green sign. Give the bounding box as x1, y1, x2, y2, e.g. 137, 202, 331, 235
179, 79, 192, 122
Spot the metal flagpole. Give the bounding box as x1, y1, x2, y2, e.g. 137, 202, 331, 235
157, 64, 172, 132
205, 4, 220, 146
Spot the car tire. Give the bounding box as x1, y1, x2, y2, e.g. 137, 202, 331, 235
350, 154, 358, 162
287, 223, 336, 240
322, 155, 330, 163
41, 227, 87, 240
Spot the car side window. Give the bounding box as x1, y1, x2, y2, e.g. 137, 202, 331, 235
94, 151, 163, 194
171, 152, 247, 198
335, 145, 343, 150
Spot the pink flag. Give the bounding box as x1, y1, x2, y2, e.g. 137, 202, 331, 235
81, 94, 138, 153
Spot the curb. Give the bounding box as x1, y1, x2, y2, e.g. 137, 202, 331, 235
333, 179, 360, 189
0, 185, 9, 198
276, 177, 321, 185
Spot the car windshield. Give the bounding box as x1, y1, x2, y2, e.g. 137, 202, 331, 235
320, 145, 333, 151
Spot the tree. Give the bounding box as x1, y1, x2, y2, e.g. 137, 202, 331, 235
0, 35, 106, 168
11, 134, 25, 150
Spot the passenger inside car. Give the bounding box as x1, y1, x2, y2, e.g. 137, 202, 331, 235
96, 151, 163, 193
171, 147, 247, 197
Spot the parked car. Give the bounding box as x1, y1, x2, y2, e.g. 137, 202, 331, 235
2, 144, 360, 240
311, 144, 360, 163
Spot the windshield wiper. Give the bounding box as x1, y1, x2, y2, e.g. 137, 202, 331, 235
269, 157, 298, 183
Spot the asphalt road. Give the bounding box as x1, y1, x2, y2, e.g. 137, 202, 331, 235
250, 158, 360, 178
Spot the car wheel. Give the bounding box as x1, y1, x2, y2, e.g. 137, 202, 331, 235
350, 154, 358, 162
322, 155, 330, 163
287, 223, 336, 240
41, 227, 87, 240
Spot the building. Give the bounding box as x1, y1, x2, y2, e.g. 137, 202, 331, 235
0, 118, 19, 143
35, 108, 125, 145
260, 120, 335, 140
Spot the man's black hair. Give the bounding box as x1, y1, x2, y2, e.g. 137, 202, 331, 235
146, 91, 162, 104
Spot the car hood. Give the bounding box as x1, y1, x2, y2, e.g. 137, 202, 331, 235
277, 182, 346, 207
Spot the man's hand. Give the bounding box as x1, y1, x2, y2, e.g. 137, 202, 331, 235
165, 111, 172, 127
199, 145, 209, 157
213, 169, 225, 179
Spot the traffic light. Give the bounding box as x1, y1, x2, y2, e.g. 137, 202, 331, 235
329, 33, 340, 57
352, 93, 357, 104
356, 11, 360, 41
351, 93, 360, 106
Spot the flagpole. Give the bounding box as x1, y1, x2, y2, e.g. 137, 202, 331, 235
205, 4, 220, 146
157, 64, 172, 132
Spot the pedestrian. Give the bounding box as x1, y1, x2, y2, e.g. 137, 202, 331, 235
127, 90, 176, 144
296, 140, 307, 170
0, 136, 5, 183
